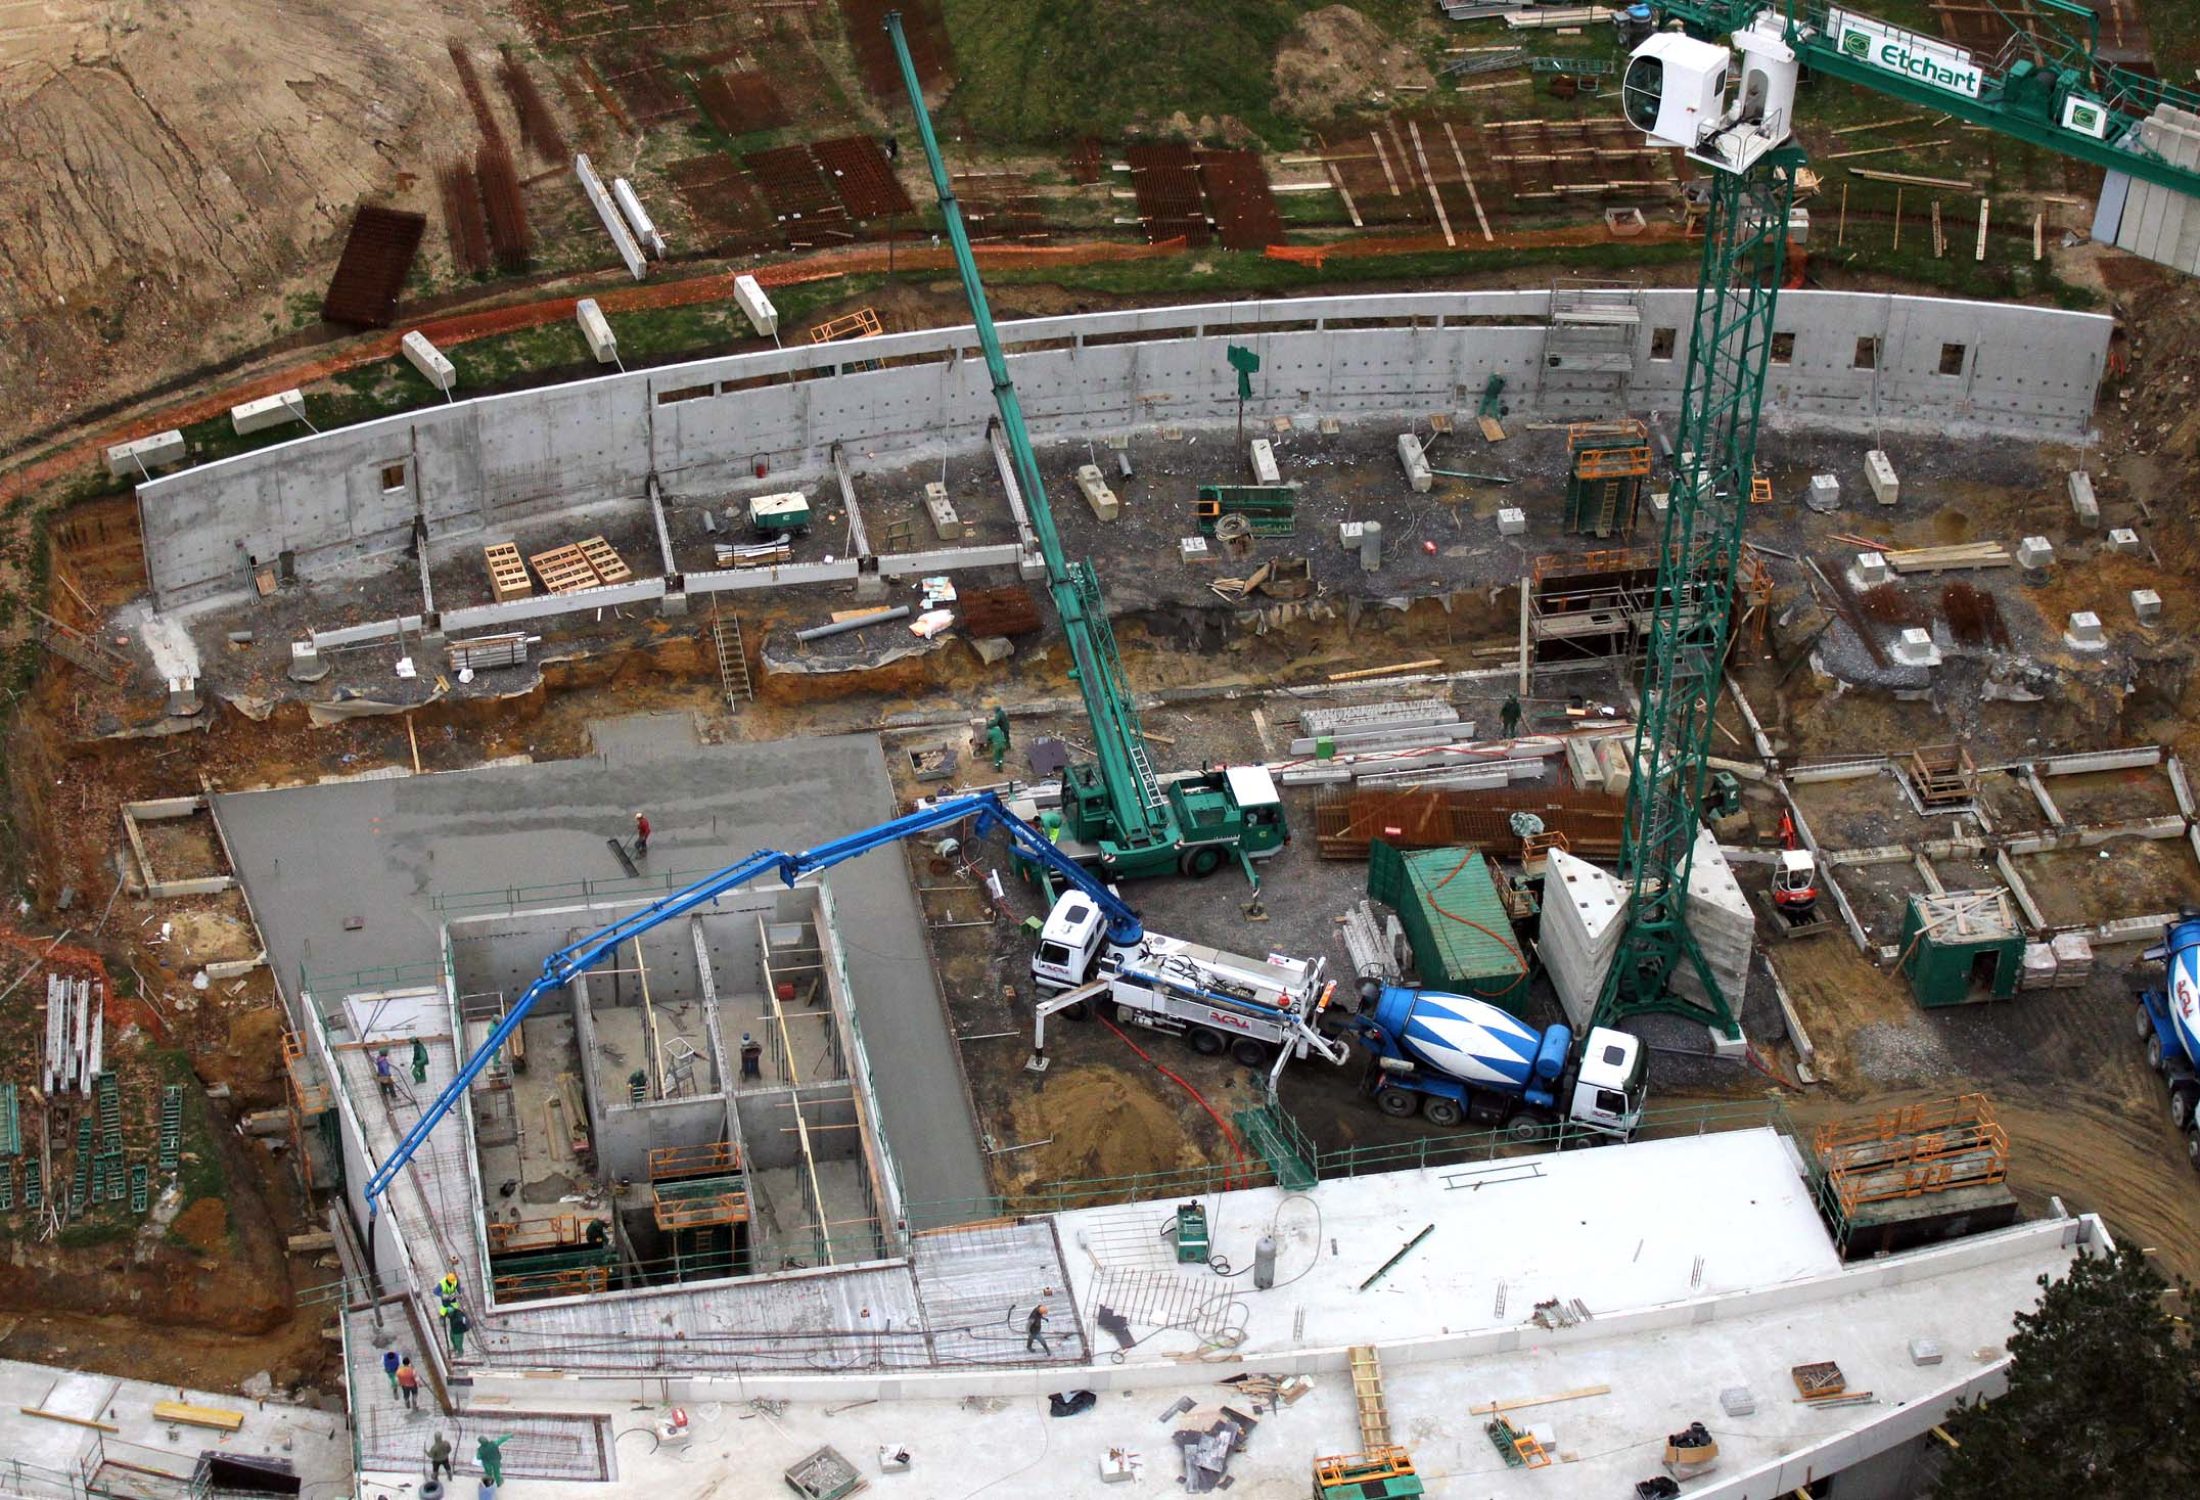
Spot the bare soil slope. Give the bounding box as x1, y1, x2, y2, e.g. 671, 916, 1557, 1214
0, 0, 525, 444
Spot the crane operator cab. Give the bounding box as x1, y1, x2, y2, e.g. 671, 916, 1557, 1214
1623, 14, 1799, 174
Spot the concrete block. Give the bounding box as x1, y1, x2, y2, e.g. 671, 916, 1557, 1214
1719, 1387, 1756, 1418
105, 430, 186, 478
230, 390, 307, 437
288, 641, 330, 684
1496, 507, 1526, 537
612, 177, 667, 257
1249, 438, 1280, 486
1864, 449, 1899, 506
1851, 551, 1891, 589
2068, 470, 2100, 529
1338, 521, 1365, 550
2134, 588, 2163, 625
2015, 536, 2054, 570
1179, 536, 1212, 565
400, 331, 456, 393
1908, 1338, 1943, 1366
1074, 464, 1120, 521
2066, 610, 2105, 649
733, 274, 778, 337
1808, 473, 1840, 510
1649, 490, 1670, 523
1891, 627, 1941, 667
1396, 433, 1432, 493
2109, 527, 2142, 555
1360, 520, 1384, 572
574, 152, 647, 280
923, 481, 964, 540
968, 635, 1014, 665
1708, 1025, 1751, 1059
576, 298, 618, 364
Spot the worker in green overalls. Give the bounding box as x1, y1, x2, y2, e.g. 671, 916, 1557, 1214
985, 706, 1012, 771
411, 1036, 430, 1086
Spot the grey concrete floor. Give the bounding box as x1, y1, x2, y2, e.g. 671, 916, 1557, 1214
212, 721, 991, 1213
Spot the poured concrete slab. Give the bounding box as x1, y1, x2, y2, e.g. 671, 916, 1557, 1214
212, 728, 989, 1212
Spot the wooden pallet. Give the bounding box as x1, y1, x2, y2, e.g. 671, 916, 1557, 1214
530, 542, 599, 594
484, 541, 532, 602
577, 534, 631, 585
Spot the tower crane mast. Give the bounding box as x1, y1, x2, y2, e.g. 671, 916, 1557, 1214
1602, 0, 2200, 1033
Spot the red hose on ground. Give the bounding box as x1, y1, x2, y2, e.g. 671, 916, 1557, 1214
1098, 1014, 1249, 1191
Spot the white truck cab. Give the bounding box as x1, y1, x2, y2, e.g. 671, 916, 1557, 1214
1034, 892, 1112, 990
1568, 1026, 1648, 1138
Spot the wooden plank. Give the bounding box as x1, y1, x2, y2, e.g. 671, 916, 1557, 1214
20, 1406, 118, 1433
1976, 196, 1990, 261
152, 1399, 245, 1433
1329, 658, 1441, 682
1468, 1383, 1612, 1416
1407, 120, 1455, 248
1851, 167, 1975, 190
1826, 138, 1951, 161
1831, 111, 1932, 136
1443, 121, 1494, 241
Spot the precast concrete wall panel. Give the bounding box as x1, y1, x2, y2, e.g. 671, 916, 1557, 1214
136, 291, 2110, 609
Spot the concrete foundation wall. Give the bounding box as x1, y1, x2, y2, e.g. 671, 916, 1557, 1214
136, 291, 2110, 608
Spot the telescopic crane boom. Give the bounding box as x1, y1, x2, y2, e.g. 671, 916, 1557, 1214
884, 13, 1286, 883
360, 792, 1137, 1223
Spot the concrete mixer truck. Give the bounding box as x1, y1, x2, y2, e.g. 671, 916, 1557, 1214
2134, 910, 2200, 1165
1347, 983, 1647, 1142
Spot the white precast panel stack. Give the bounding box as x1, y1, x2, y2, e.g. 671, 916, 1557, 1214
1669, 825, 1755, 1016
1540, 848, 1629, 1030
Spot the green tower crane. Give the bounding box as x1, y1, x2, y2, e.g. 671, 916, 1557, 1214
885, 14, 1286, 882
1600, 0, 2200, 1035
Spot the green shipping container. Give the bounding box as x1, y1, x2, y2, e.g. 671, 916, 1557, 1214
1368, 840, 1530, 1013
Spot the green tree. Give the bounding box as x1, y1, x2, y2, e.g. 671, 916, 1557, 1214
1936, 1243, 2200, 1498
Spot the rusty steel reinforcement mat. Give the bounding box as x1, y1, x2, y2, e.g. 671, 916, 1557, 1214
1199, 149, 1284, 251
437, 163, 491, 275
1314, 787, 1626, 860
498, 54, 569, 162
838, 0, 951, 101
745, 144, 849, 225
592, 47, 693, 125
1125, 142, 1209, 247
475, 142, 533, 269
321, 205, 426, 328
666, 156, 776, 248
811, 134, 915, 219
696, 68, 790, 134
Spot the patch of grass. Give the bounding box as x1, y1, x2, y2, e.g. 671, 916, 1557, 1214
939, 0, 1422, 146
58, 1220, 130, 1249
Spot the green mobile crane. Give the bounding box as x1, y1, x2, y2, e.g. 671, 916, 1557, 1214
1601, 0, 2200, 1036
885, 15, 1287, 882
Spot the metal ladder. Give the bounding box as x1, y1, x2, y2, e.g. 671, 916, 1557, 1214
709, 604, 753, 710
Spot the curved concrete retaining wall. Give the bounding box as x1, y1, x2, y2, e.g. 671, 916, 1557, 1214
135, 290, 2109, 609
